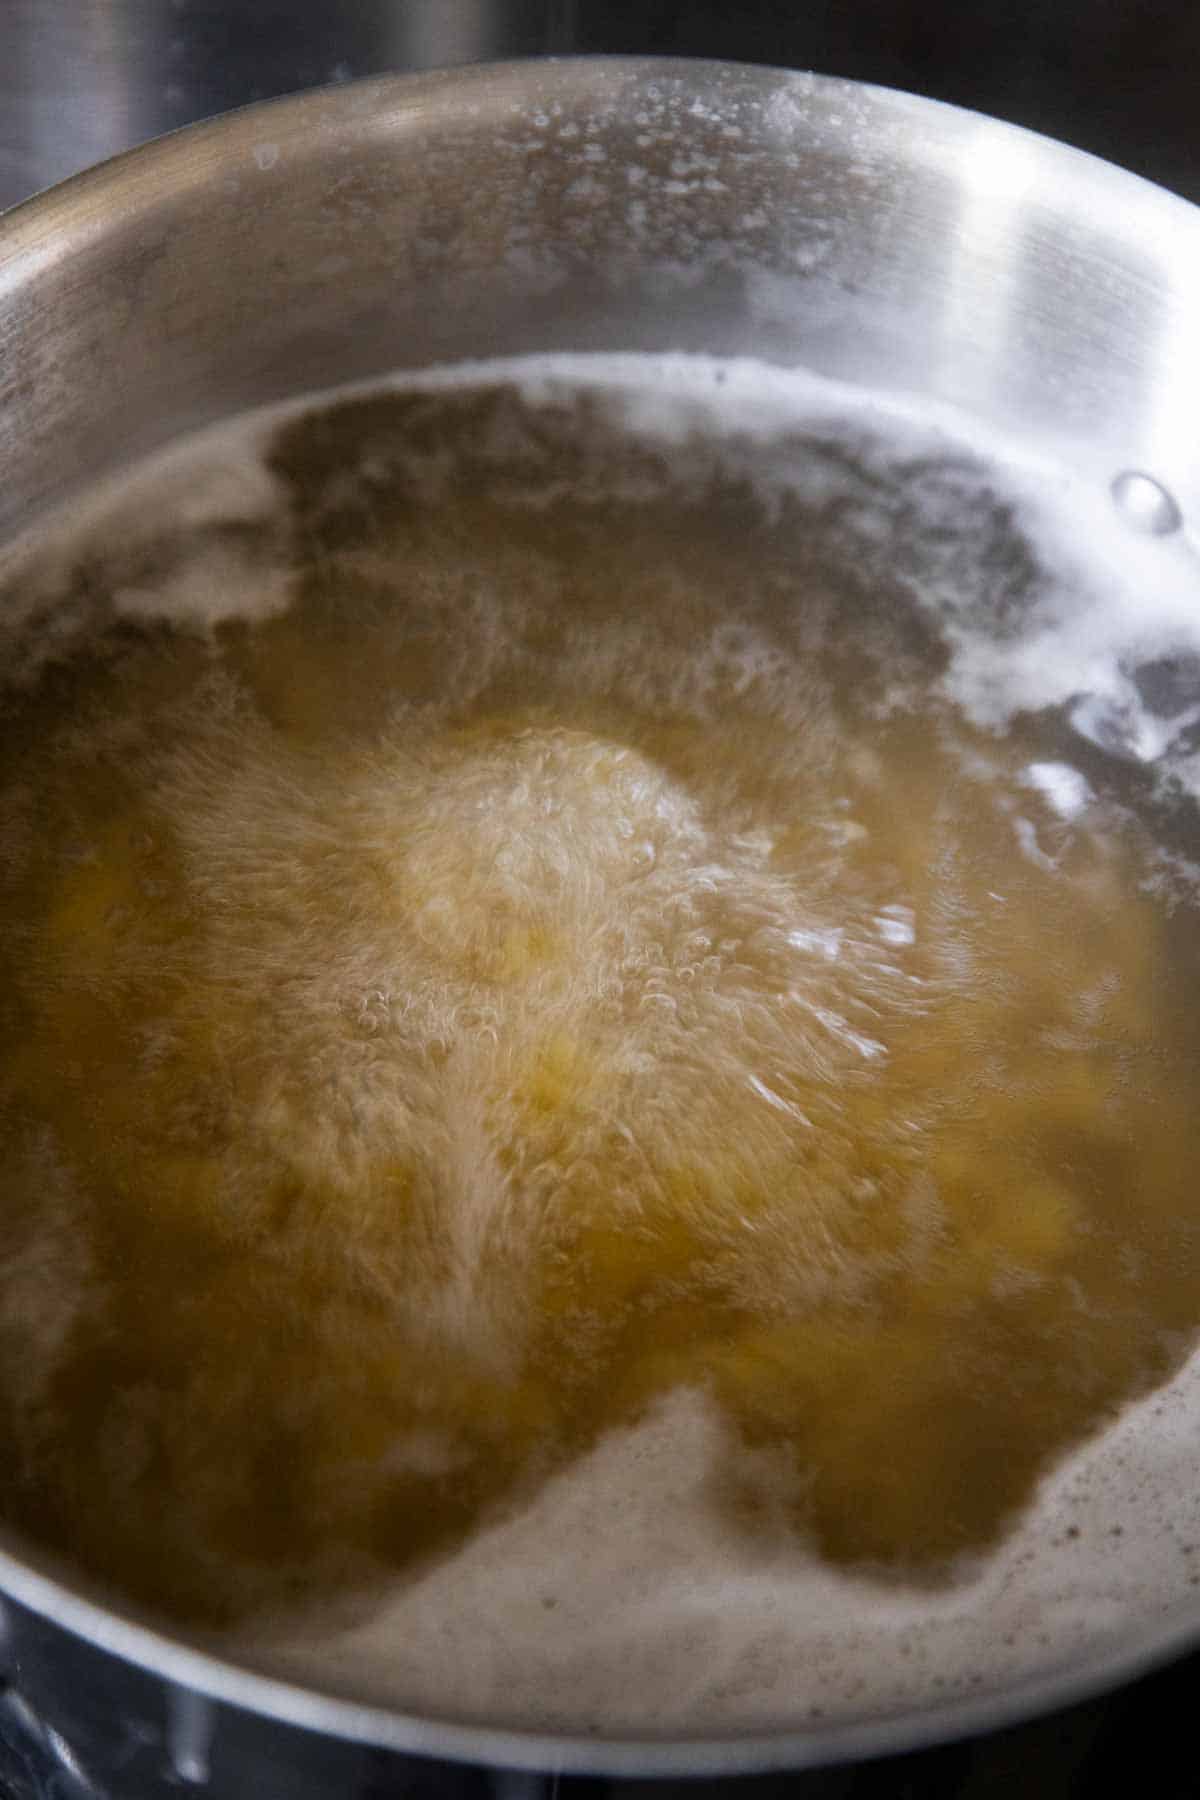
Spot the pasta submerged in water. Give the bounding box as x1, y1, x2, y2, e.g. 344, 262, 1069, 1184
2, 357, 1200, 1729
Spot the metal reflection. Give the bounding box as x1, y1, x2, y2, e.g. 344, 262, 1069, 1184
1, 2, 578, 212
935, 116, 1042, 414
390, 0, 526, 68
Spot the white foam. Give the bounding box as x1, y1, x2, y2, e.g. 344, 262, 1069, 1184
245, 1363, 1200, 1736
9, 350, 1200, 789
1021, 762, 1093, 821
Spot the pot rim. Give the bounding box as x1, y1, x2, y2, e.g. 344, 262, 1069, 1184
5, 1527, 1200, 1775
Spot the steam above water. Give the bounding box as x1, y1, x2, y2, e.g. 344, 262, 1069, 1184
1, 354, 1200, 1738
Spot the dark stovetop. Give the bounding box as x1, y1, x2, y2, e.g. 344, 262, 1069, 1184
3, 1642, 1200, 1798
3, 3, 1200, 1794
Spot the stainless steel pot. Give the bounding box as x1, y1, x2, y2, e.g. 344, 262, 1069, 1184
2, 56, 1200, 1793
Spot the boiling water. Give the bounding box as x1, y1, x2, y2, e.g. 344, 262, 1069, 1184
2, 355, 1200, 1735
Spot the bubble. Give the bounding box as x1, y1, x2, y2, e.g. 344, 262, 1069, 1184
1111, 469, 1183, 537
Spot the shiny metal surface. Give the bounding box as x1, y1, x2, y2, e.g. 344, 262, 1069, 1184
2, 54, 1200, 1785
3, 58, 1200, 544
4, 2, 1200, 215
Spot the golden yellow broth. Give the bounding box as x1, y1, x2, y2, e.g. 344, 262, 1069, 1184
0, 385, 1198, 1629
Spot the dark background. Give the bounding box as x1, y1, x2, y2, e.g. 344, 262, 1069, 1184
2, 2, 1199, 1794
2, 0, 1199, 210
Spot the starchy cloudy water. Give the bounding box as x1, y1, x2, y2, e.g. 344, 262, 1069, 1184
2, 354, 1200, 1737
